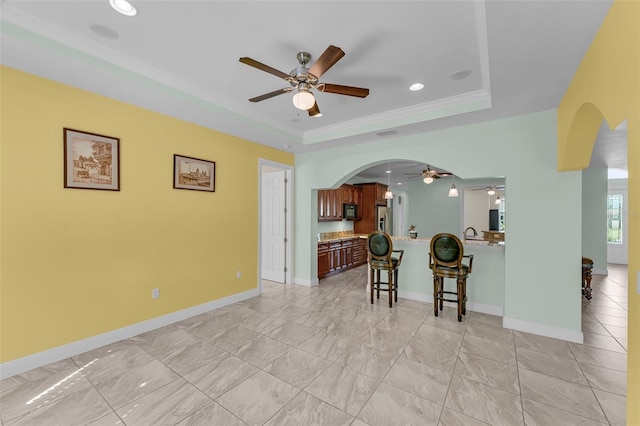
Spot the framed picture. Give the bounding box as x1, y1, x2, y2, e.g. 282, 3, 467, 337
173, 154, 216, 192
64, 128, 120, 191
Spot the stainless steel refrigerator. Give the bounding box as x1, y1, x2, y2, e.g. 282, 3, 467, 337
376, 206, 391, 234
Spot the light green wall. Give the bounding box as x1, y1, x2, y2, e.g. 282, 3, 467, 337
405, 178, 462, 238
582, 167, 608, 271
295, 109, 582, 333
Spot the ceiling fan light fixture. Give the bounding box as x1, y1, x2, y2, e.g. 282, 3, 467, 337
487, 189, 495, 195
292, 89, 315, 110
423, 176, 434, 184
109, 0, 137, 16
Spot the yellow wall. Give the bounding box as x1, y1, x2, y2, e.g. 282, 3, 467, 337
557, 0, 639, 422
0, 66, 293, 362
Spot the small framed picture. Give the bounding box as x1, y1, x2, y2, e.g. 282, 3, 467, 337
64, 128, 120, 191
173, 154, 216, 192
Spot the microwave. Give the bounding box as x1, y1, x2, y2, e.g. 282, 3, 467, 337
343, 203, 358, 220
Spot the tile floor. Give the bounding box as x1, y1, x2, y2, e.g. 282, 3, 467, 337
0, 264, 628, 425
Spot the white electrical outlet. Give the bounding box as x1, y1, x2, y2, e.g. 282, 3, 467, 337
236, 271, 241, 279
152, 288, 160, 299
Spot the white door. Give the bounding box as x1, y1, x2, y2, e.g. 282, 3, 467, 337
261, 170, 286, 282
607, 189, 628, 264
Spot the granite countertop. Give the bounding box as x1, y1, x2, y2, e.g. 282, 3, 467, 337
318, 234, 504, 247
318, 234, 367, 243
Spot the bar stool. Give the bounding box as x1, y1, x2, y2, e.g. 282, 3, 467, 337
429, 233, 474, 321
367, 231, 404, 307
582, 257, 593, 300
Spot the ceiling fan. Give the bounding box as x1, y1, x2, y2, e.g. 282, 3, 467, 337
405, 166, 453, 184
239, 45, 369, 117
473, 185, 506, 195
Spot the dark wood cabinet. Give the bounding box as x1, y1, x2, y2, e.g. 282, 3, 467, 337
318, 243, 330, 277
353, 182, 388, 234
318, 237, 367, 279
317, 184, 362, 221
329, 242, 342, 272
352, 238, 367, 265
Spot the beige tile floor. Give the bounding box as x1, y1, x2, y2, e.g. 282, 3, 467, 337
0, 264, 628, 425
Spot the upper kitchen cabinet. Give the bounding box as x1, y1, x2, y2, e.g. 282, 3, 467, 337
317, 184, 362, 221
353, 182, 388, 234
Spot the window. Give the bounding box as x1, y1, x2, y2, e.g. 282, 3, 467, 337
607, 193, 623, 244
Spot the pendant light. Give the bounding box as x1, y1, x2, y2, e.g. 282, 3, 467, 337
495, 191, 502, 205
448, 176, 458, 197
384, 164, 393, 199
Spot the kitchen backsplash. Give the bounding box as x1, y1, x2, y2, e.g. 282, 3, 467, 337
319, 230, 355, 241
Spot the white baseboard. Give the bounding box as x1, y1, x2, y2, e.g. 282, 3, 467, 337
294, 277, 319, 287
503, 316, 583, 343
466, 302, 504, 317
398, 291, 503, 317
0, 288, 260, 380
397, 290, 429, 302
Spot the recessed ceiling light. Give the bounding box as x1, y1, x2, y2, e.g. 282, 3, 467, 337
451, 70, 472, 80
89, 24, 119, 39
409, 83, 424, 91
385, 170, 392, 174
109, 0, 137, 16
397, 182, 402, 185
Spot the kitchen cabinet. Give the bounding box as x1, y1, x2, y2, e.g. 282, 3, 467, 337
352, 238, 367, 265
318, 243, 330, 277
317, 184, 362, 221
318, 237, 367, 279
353, 182, 388, 234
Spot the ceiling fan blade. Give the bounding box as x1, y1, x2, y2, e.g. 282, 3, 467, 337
308, 102, 322, 117
319, 83, 369, 98
239, 57, 289, 80
249, 88, 291, 102
308, 45, 345, 79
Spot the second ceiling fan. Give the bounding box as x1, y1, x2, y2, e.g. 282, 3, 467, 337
239, 45, 369, 117
405, 166, 453, 184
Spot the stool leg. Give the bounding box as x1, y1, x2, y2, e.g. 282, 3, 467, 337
433, 276, 439, 317
394, 270, 399, 303
369, 267, 373, 304
456, 278, 463, 322
388, 270, 393, 308
462, 278, 467, 316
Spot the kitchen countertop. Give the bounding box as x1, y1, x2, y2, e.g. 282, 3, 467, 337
318, 235, 367, 243
318, 234, 504, 247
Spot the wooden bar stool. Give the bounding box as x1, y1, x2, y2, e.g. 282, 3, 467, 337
429, 233, 474, 322
367, 231, 404, 307
582, 256, 593, 300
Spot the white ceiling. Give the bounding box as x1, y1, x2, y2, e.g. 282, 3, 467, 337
1, 0, 625, 181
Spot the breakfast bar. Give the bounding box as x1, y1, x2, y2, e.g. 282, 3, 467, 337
388, 237, 505, 316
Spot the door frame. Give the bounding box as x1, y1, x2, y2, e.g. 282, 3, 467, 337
258, 159, 293, 290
